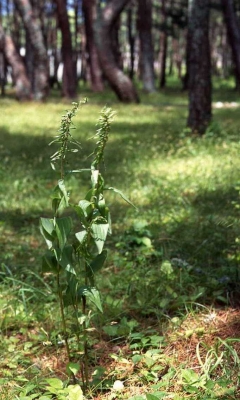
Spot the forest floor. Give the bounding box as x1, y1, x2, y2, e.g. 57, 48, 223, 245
0, 80, 240, 399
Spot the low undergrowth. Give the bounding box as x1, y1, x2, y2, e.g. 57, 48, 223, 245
0, 84, 240, 399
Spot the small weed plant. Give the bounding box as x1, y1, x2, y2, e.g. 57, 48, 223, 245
39, 101, 132, 395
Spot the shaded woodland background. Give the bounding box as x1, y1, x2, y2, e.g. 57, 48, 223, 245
0, 0, 240, 134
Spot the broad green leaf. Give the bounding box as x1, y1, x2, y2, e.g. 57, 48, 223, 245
66, 362, 80, 376
132, 354, 143, 364
91, 223, 109, 254
78, 200, 93, 217
55, 217, 73, 250
98, 196, 111, 230
45, 378, 63, 389
78, 315, 87, 325
42, 251, 58, 274
56, 246, 74, 272
82, 287, 103, 312
87, 250, 108, 284
23, 384, 37, 395
52, 197, 61, 215
141, 237, 152, 248
146, 394, 161, 400
98, 194, 105, 210
40, 218, 55, 248
58, 179, 69, 202
181, 369, 199, 384
75, 230, 87, 244
105, 187, 137, 209
147, 393, 167, 400
52, 180, 69, 214
85, 188, 94, 201
160, 260, 173, 276
73, 205, 88, 225
40, 218, 55, 236
67, 384, 83, 400
63, 276, 78, 307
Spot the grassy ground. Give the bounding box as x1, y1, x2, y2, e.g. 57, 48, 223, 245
0, 81, 240, 399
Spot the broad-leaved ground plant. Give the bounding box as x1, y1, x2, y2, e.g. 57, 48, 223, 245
39, 101, 133, 392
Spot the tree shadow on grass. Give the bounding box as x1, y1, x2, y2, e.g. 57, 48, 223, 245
148, 185, 239, 277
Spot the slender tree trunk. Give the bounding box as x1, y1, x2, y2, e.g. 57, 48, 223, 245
187, 0, 212, 135
0, 25, 32, 100
49, 9, 61, 89
54, 0, 77, 99
137, 0, 155, 92
168, 41, 173, 76
82, 0, 103, 92
25, 30, 34, 89
106, 0, 123, 69
112, 15, 123, 69
0, 52, 5, 96
79, 24, 88, 82
0, 25, 6, 96
182, 29, 189, 90
14, 0, 49, 100
94, 0, 139, 103
210, 18, 218, 76
173, 35, 182, 79
12, 6, 21, 51
127, 5, 135, 79
222, 0, 240, 90
159, 0, 167, 89
221, 24, 229, 78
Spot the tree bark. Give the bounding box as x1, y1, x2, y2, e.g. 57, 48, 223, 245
127, 5, 135, 79
159, 0, 167, 89
187, 0, 212, 135
222, 0, 240, 90
137, 0, 155, 92
0, 25, 32, 100
221, 24, 230, 78
94, 0, 139, 103
182, 29, 190, 90
0, 25, 6, 96
172, 35, 182, 79
82, 0, 103, 92
54, 0, 77, 99
14, 0, 49, 100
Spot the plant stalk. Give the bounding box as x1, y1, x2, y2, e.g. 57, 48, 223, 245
57, 267, 71, 361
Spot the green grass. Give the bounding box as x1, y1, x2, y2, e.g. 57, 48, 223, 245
0, 82, 240, 399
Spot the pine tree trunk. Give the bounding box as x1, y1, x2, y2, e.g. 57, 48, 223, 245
137, 0, 155, 92
127, 6, 135, 79
221, 25, 229, 78
187, 0, 212, 135
82, 0, 103, 92
173, 35, 182, 79
159, 0, 167, 89
54, 0, 77, 99
25, 31, 34, 89
14, 0, 49, 100
0, 26, 6, 96
222, 0, 240, 90
94, 0, 139, 103
0, 25, 32, 100
182, 29, 190, 90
